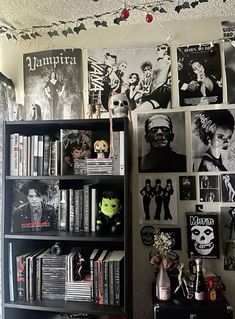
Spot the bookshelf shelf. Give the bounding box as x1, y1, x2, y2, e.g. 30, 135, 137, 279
2, 117, 132, 319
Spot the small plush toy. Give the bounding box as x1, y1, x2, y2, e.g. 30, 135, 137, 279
96, 191, 122, 234
94, 139, 109, 159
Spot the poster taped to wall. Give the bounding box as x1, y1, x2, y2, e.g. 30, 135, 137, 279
191, 108, 235, 172
199, 175, 220, 203
24, 49, 83, 120
222, 21, 235, 104
88, 44, 172, 113
137, 111, 186, 173
138, 175, 178, 225
221, 206, 235, 241
186, 212, 220, 259
177, 43, 223, 106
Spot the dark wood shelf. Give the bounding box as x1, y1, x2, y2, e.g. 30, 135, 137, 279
4, 300, 125, 315
6, 175, 124, 180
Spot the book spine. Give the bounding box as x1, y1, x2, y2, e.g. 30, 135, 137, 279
58, 189, 69, 231
69, 189, 75, 232
43, 135, 50, 176
93, 261, 99, 304
23, 136, 28, 176
108, 260, 115, 305
103, 260, 109, 305
18, 135, 24, 176
37, 135, 44, 176
113, 131, 120, 176
36, 256, 42, 300
114, 260, 122, 306
74, 189, 81, 232
10, 133, 19, 176
49, 141, 56, 176
119, 131, 125, 175
27, 136, 31, 176
31, 135, 38, 176
16, 255, 27, 300
91, 188, 97, 232
83, 185, 90, 232
8, 242, 15, 302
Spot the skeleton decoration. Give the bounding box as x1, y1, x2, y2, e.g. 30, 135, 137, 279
110, 93, 130, 118
140, 225, 155, 246
186, 212, 220, 259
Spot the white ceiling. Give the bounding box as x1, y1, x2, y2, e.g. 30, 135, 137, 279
0, 0, 234, 38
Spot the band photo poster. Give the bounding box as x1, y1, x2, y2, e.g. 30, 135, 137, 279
24, 49, 83, 120
88, 44, 172, 113
222, 21, 235, 104
191, 108, 235, 172
177, 42, 223, 106
138, 175, 178, 225
11, 179, 59, 233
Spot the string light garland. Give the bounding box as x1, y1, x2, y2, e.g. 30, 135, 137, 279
0, 0, 227, 41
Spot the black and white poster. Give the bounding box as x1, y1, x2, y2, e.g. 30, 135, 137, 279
222, 21, 235, 104
137, 111, 186, 173
177, 43, 223, 106
199, 175, 220, 202
221, 206, 235, 241
88, 44, 172, 113
221, 174, 235, 202
24, 49, 83, 120
11, 179, 59, 233
224, 243, 235, 271
191, 109, 235, 172
179, 176, 196, 200
138, 175, 178, 225
186, 212, 220, 259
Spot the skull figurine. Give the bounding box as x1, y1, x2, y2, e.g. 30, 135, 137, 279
110, 93, 130, 118
191, 225, 214, 256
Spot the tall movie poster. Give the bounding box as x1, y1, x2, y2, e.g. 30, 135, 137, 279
222, 21, 235, 104
177, 43, 223, 106
88, 44, 172, 113
24, 49, 83, 120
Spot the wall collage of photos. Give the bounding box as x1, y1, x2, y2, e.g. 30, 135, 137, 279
2, 21, 235, 271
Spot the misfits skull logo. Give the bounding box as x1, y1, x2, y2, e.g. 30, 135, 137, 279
191, 225, 214, 256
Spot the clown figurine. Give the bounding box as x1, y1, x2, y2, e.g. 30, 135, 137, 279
96, 191, 122, 234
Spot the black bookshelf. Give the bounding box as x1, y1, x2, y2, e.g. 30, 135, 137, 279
1, 117, 132, 319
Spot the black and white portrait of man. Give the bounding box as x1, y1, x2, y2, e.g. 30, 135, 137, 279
138, 111, 186, 173
179, 176, 196, 200
138, 175, 178, 225
186, 212, 220, 259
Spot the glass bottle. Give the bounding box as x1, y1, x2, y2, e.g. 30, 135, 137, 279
193, 258, 206, 301
156, 262, 171, 301
189, 252, 196, 274
208, 278, 217, 302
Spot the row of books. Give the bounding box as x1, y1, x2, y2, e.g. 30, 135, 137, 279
9, 130, 124, 176
90, 249, 125, 306
59, 185, 98, 233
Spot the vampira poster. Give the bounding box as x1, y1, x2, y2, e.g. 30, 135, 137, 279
88, 44, 172, 113
221, 21, 235, 104
24, 49, 83, 120
186, 212, 220, 259
177, 43, 223, 106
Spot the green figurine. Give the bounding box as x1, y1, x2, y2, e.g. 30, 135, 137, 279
96, 191, 123, 234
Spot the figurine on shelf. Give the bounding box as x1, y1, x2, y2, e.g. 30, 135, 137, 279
94, 139, 109, 159
173, 262, 191, 300
96, 191, 122, 234
87, 104, 94, 119
95, 103, 101, 119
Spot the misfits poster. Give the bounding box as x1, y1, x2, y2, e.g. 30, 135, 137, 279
24, 49, 83, 120
186, 212, 220, 259
88, 44, 172, 113
222, 21, 235, 104
177, 43, 223, 106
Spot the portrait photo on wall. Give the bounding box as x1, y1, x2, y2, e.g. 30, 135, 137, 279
88, 44, 172, 113
224, 243, 235, 271
177, 42, 222, 106
221, 174, 235, 203
222, 21, 235, 104
11, 179, 59, 233
138, 175, 178, 225
159, 228, 182, 250
221, 206, 235, 241
179, 175, 196, 200
199, 175, 220, 203
191, 108, 235, 172
137, 111, 186, 173
24, 49, 83, 120
186, 212, 220, 259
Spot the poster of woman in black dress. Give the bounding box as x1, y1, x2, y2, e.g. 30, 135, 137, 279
177, 43, 223, 106
88, 44, 172, 113
24, 49, 83, 120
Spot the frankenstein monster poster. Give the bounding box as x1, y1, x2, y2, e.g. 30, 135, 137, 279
186, 212, 220, 259
24, 49, 83, 120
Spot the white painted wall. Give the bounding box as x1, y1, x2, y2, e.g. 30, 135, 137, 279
1, 15, 235, 319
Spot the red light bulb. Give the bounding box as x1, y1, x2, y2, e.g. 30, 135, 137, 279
146, 13, 153, 23
121, 8, 130, 19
